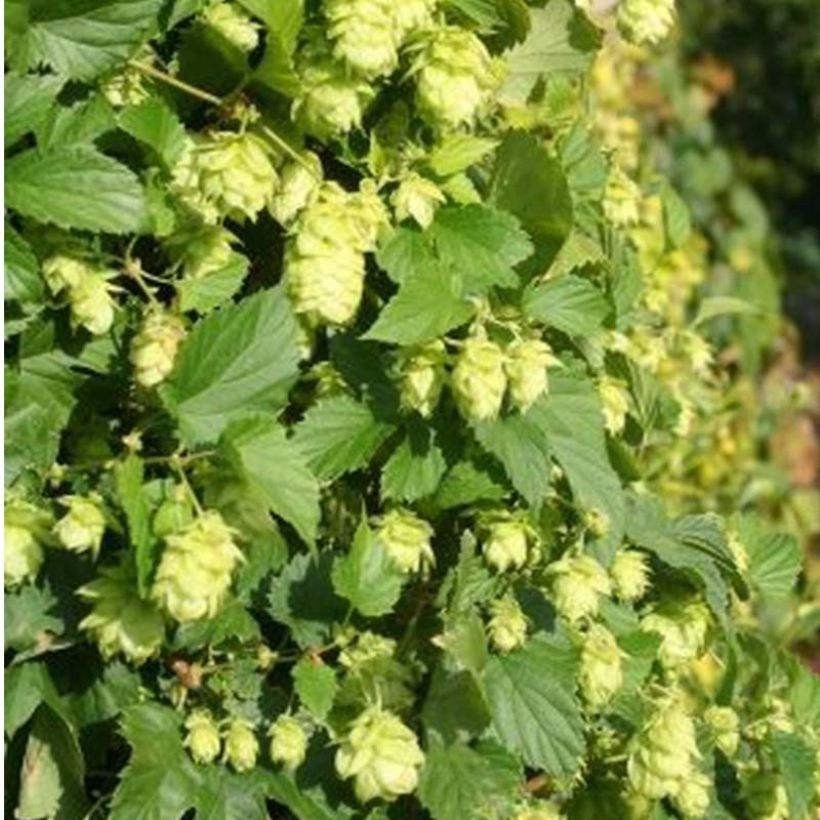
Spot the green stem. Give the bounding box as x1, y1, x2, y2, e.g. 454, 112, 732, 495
129, 60, 223, 106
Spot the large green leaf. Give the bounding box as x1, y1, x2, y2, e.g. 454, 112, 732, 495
119, 97, 187, 168
483, 636, 585, 775
163, 287, 301, 445
381, 425, 447, 503
4, 71, 65, 147
770, 731, 816, 818
292, 657, 337, 721
4, 224, 44, 307
5, 146, 148, 234
523, 274, 609, 336
738, 515, 802, 600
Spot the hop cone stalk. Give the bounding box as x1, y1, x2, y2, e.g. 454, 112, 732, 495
375, 509, 435, 574
151, 511, 243, 622
452, 337, 508, 422
130, 309, 186, 388
54, 495, 106, 556
488, 596, 528, 652
268, 715, 308, 772
547, 554, 611, 622
335, 706, 425, 803
185, 710, 222, 764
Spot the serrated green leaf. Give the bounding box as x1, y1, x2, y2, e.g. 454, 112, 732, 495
4, 586, 63, 654
434, 459, 509, 510
293, 658, 338, 720
4, 224, 44, 307
422, 667, 490, 743
427, 134, 499, 177
173, 599, 260, 650
770, 731, 816, 818
177, 253, 249, 315
4, 71, 65, 147
523, 274, 609, 336
693, 296, 762, 327
5, 662, 63, 739
222, 416, 320, 546
739, 515, 802, 599
163, 287, 301, 445
331, 516, 404, 618
547, 230, 606, 278
119, 97, 187, 167
381, 425, 446, 503
376, 227, 436, 285
36, 93, 117, 149
5, 146, 148, 234
483, 635, 585, 775
237, 0, 303, 52
363, 265, 475, 346
293, 395, 395, 480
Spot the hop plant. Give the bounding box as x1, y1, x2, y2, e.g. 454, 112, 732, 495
391, 172, 446, 228
184, 710, 222, 765
168, 225, 237, 280
172, 132, 278, 223
482, 518, 531, 572
618, 0, 677, 46
269, 153, 323, 226
202, 2, 259, 52
4, 499, 52, 588
335, 706, 425, 803
610, 549, 651, 601
452, 337, 508, 422
324, 0, 400, 79
268, 715, 308, 772
42, 253, 93, 295
487, 595, 528, 652
547, 554, 612, 623
598, 375, 630, 435
223, 718, 259, 772
513, 802, 564, 820
578, 624, 623, 710
413, 27, 502, 129
742, 771, 789, 820
603, 165, 641, 227
151, 511, 243, 622
505, 338, 557, 412
101, 65, 150, 108
129, 309, 186, 388
78, 561, 165, 664
375, 509, 435, 574
54, 495, 106, 556
671, 769, 711, 818
641, 598, 711, 671
398, 340, 447, 417
704, 705, 740, 757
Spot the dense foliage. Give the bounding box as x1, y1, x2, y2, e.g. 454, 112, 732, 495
4, 1, 819, 818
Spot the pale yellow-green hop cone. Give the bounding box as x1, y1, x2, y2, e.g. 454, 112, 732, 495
292, 35, 375, 140
483, 519, 530, 573
130, 309, 186, 388
679, 330, 714, 377
672, 769, 711, 818
547, 554, 611, 623
4, 499, 52, 587
513, 801, 564, 820
391, 172, 445, 229
618, 0, 676, 45
54, 495, 106, 556
223, 718, 259, 773
487, 596, 528, 652
202, 1, 259, 52
505, 338, 557, 412
598, 375, 630, 435
42, 253, 93, 295
78, 562, 165, 664
611, 549, 651, 601
703, 705, 740, 758
452, 337, 508, 422
640, 598, 711, 672
324, 0, 400, 79
101, 65, 150, 107
375, 509, 435, 574
268, 715, 308, 773
335, 706, 424, 803
579, 624, 623, 711
398, 340, 447, 417
151, 510, 243, 623
269, 152, 323, 226
413, 27, 502, 130
393, 0, 437, 39
168, 225, 237, 280
172, 131, 278, 223
603, 165, 641, 227
184, 710, 222, 764
742, 771, 789, 820
339, 631, 397, 668
347, 179, 391, 252
69, 273, 117, 335
628, 696, 699, 800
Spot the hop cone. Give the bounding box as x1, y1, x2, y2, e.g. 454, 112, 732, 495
452, 337, 507, 422
130, 309, 186, 388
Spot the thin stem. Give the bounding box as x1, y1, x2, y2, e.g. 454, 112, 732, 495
259, 124, 321, 179
129, 60, 223, 106
171, 456, 204, 515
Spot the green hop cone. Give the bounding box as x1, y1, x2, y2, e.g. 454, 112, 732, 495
268, 715, 308, 772
672, 770, 711, 818
184, 709, 222, 765
101, 65, 150, 108
579, 624, 623, 711
611, 549, 651, 601
640, 598, 711, 671
487, 595, 528, 652
703, 705, 740, 758
202, 1, 259, 52
394, 0, 437, 38
391, 172, 446, 228
335, 706, 425, 803
223, 718, 259, 773
603, 165, 641, 227
292, 34, 375, 140
4, 499, 52, 587
130, 309, 186, 388
483, 519, 530, 573
618, 0, 676, 45
325, 0, 400, 79
398, 340, 447, 417
627, 695, 700, 800
547, 554, 611, 623
505, 338, 557, 412
69, 272, 117, 336
167, 225, 237, 280
513, 801, 564, 820
339, 631, 397, 668
452, 337, 508, 422
375, 509, 435, 574
78, 562, 164, 664
599, 374, 630, 435
172, 131, 278, 223
151, 510, 243, 622
269, 153, 323, 226
54, 494, 106, 556
742, 771, 789, 820
42, 253, 94, 295
413, 26, 502, 129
